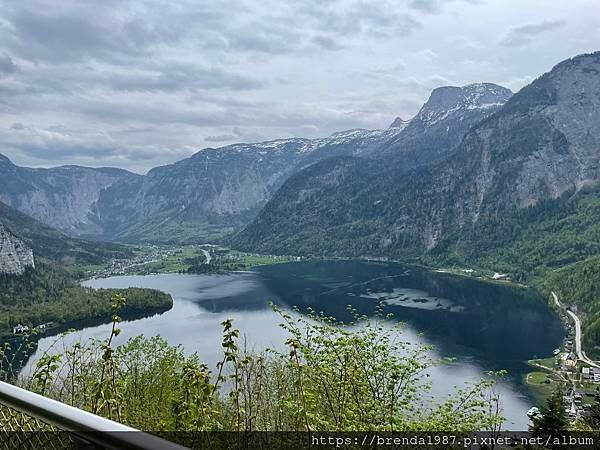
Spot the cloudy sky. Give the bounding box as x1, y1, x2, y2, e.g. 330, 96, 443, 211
0, 0, 598, 173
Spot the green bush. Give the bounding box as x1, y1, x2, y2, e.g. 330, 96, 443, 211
13, 295, 504, 433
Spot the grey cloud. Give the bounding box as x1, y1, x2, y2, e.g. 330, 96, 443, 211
231, 127, 269, 143
0, 54, 18, 76
0, 0, 422, 78
295, 1, 421, 38
71, 97, 237, 127
0, 0, 594, 173
9, 8, 138, 62
409, 0, 444, 14
204, 134, 237, 142
349, 6, 418, 37
0, 122, 183, 169
4, 0, 400, 65
311, 35, 343, 51
108, 64, 265, 93
217, 22, 303, 54
409, 0, 482, 14
3, 1, 195, 63
390, 74, 454, 95
0, 128, 121, 162
17, 62, 264, 98
500, 19, 567, 47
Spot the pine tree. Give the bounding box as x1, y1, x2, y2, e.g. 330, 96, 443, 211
530, 384, 569, 436
585, 390, 600, 429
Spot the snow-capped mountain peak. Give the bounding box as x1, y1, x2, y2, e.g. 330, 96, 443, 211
417, 83, 513, 127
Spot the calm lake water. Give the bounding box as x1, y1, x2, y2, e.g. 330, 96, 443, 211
23, 260, 563, 429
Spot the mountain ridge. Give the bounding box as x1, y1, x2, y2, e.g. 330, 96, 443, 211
0, 81, 512, 243
232, 51, 600, 256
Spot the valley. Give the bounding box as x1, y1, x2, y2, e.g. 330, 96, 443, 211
2, 50, 600, 435
82, 244, 300, 278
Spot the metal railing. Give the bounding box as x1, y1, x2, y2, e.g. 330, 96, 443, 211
0, 381, 188, 450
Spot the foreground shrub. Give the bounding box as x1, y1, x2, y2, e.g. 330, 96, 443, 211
16, 294, 503, 432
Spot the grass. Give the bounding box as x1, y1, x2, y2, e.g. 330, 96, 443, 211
114, 212, 237, 244
529, 356, 559, 371
524, 357, 562, 404
526, 371, 551, 385
141, 247, 205, 273
224, 250, 299, 268
524, 368, 560, 403
86, 245, 302, 277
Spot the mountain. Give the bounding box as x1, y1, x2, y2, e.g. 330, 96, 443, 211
231, 82, 516, 254
233, 53, 600, 257
0, 81, 511, 244
0, 125, 411, 244
381, 52, 600, 250
92, 82, 510, 244
94, 126, 415, 243
388, 117, 409, 129
375, 83, 513, 168
0, 155, 139, 236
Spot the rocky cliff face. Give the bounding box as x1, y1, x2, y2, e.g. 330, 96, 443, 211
0, 222, 34, 275
0, 156, 138, 236
374, 83, 513, 167
415, 83, 512, 128
384, 52, 600, 249
234, 52, 600, 256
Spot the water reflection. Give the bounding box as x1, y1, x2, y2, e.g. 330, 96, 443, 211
22, 261, 563, 429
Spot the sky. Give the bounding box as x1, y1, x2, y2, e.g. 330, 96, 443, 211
0, 0, 598, 173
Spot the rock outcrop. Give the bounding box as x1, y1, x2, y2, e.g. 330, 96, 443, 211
0, 222, 34, 275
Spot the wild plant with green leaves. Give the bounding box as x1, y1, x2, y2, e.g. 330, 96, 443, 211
16, 294, 504, 432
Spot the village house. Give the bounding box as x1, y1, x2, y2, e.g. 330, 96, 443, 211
562, 352, 577, 371
491, 272, 510, 281
582, 367, 600, 383
12, 324, 29, 334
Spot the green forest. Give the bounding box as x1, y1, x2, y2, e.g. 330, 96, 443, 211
425, 186, 600, 356
427, 187, 600, 280
543, 257, 600, 358
0, 264, 172, 337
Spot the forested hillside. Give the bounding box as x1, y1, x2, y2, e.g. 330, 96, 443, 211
0, 265, 171, 336
0, 202, 172, 339
0, 201, 133, 265
543, 257, 600, 358
426, 187, 600, 280
420, 187, 600, 357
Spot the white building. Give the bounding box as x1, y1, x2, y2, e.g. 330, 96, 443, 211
12, 324, 29, 334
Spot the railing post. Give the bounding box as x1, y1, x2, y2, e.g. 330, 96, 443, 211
0, 381, 188, 450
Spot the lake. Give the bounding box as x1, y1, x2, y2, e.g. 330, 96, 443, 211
23, 260, 563, 429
